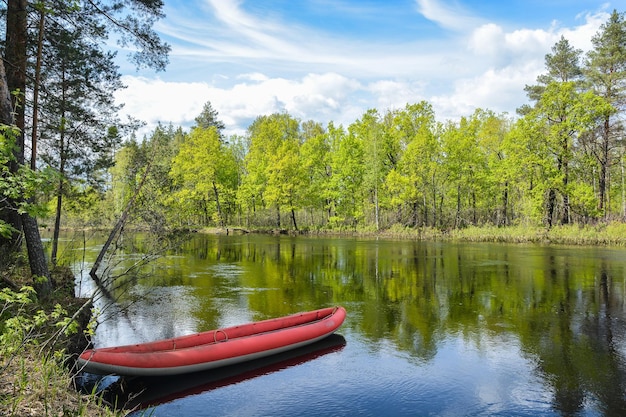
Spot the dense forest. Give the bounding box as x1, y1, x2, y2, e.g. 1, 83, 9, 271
1, 3, 626, 290
98, 11, 626, 234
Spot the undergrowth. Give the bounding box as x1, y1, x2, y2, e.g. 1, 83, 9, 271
0, 281, 121, 417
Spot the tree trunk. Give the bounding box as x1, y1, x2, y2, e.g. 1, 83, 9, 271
0, 60, 22, 261
455, 184, 461, 228
431, 175, 437, 228
212, 181, 223, 227
561, 140, 570, 225
422, 194, 427, 227
21, 213, 52, 297
0, 60, 13, 127
5, 0, 27, 158
1, 6, 51, 297
0, 0, 27, 255
598, 117, 610, 217
563, 164, 570, 225
51, 69, 68, 266
374, 185, 379, 231
472, 190, 477, 225
291, 207, 298, 231
501, 182, 509, 226
30, 6, 45, 170
546, 188, 556, 229
620, 151, 626, 221
51, 177, 64, 265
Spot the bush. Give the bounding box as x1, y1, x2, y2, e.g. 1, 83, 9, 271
0, 286, 119, 417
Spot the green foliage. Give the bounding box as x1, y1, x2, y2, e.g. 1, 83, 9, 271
328, 123, 364, 227
0, 286, 117, 416
47, 10, 626, 233
170, 125, 239, 226
0, 286, 77, 357
568, 182, 601, 219
239, 113, 303, 227
0, 126, 53, 236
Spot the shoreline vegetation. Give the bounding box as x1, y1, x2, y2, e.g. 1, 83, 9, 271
203, 221, 626, 247
3, 222, 626, 417
0, 266, 121, 417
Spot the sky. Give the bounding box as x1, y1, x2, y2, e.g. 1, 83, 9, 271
113, 0, 618, 138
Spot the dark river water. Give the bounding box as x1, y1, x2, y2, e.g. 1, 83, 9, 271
58, 232, 626, 416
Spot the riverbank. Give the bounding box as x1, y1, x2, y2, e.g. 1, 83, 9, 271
433, 223, 626, 246
202, 222, 626, 246
0, 265, 120, 417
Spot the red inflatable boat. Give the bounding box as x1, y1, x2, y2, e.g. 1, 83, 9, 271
77, 306, 346, 376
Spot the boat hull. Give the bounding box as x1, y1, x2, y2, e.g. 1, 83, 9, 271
77, 306, 346, 376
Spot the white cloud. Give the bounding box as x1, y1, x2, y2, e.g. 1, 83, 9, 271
116, 72, 365, 138
445, 9, 610, 120
469, 23, 505, 56
237, 73, 269, 82
415, 0, 483, 31
431, 63, 542, 121
116, 77, 212, 133
561, 9, 610, 51
367, 80, 427, 112
115, 1, 612, 139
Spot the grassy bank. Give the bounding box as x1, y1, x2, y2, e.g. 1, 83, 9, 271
446, 223, 626, 245
206, 222, 626, 246
0, 264, 120, 417
0, 351, 115, 417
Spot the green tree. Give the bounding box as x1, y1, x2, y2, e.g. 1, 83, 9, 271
0, 126, 51, 244
38, 21, 124, 265
440, 117, 485, 228
520, 82, 612, 226
522, 36, 584, 108
584, 10, 626, 217
239, 113, 302, 229
350, 109, 399, 230
522, 36, 587, 226
299, 120, 330, 227
469, 109, 512, 225
170, 126, 238, 227
1, 0, 51, 293
265, 118, 304, 230
385, 102, 440, 227
193, 101, 226, 137
0, 0, 169, 297
328, 122, 364, 228
109, 138, 144, 216
138, 124, 185, 230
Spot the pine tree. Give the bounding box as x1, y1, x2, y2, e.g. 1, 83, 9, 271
584, 10, 626, 217
0, 0, 169, 297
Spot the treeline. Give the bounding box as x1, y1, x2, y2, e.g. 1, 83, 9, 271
79, 11, 626, 233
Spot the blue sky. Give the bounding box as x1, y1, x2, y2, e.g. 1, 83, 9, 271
114, 0, 617, 137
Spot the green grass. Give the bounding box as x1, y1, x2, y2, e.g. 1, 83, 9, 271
0, 268, 122, 417
337, 222, 626, 246
445, 223, 626, 246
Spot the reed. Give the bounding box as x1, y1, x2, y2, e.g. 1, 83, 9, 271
446, 223, 626, 246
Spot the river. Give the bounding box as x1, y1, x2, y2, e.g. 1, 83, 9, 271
56, 231, 626, 416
